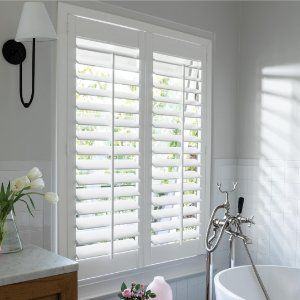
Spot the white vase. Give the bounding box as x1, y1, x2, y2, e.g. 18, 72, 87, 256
147, 276, 173, 300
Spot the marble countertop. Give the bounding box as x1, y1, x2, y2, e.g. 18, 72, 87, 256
0, 245, 78, 286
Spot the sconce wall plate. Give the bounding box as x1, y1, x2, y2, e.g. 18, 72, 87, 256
2, 39, 35, 108
2, 40, 26, 65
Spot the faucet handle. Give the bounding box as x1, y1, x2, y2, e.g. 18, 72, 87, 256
247, 215, 255, 227
237, 215, 255, 227
238, 197, 244, 214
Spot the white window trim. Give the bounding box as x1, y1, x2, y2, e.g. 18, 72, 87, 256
56, 2, 212, 297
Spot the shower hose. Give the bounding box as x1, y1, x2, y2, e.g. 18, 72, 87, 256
238, 224, 270, 300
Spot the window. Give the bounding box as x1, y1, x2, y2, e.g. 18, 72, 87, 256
57, 4, 211, 282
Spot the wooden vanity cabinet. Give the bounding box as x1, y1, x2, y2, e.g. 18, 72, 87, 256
0, 272, 77, 300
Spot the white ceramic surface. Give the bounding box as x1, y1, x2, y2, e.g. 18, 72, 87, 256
215, 265, 300, 300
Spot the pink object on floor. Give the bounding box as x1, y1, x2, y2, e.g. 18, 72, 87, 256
147, 276, 173, 300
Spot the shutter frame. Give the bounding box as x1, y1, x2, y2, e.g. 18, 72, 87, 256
58, 5, 211, 280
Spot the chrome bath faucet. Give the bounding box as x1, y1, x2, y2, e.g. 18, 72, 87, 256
205, 182, 255, 300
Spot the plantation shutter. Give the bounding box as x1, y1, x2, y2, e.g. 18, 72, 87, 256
72, 16, 142, 274
64, 10, 210, 280
150, 34, 205, 262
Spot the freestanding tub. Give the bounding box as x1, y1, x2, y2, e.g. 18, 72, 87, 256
214, 265, 300, 300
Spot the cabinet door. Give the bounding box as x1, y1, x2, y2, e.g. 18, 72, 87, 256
0, 272, 77, 300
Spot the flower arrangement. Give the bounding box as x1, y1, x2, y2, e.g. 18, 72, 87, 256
0, 167, 59, 245
118, 282, 156, 300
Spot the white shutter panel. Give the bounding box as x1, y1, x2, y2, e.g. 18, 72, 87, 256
151, 48, 203, 257
63, 10, 210, 280
75, 30, 141, 261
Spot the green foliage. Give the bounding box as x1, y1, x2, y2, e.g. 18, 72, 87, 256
0, 182, 15, 222
121, 282, 127, 292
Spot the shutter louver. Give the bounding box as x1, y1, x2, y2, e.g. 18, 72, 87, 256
75, 37, 140, 260
151, 52, 202, 247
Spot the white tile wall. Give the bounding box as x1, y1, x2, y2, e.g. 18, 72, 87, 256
236, 159, 300, 267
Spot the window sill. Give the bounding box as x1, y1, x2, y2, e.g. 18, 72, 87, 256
78, 254, 206, 299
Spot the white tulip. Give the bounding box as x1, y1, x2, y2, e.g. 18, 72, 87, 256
44, 192, 59, 204
27, 167, 42, 181
11, 176, 30, 192
30, 178, 45, 190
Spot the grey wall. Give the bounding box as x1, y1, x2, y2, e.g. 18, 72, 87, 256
0, 1, 57, 251
236, 2, 300, 267
0, 1, 57, 161
237, 2, 300, 160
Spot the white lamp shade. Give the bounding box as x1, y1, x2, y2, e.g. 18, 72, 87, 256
15, 2, 57, 42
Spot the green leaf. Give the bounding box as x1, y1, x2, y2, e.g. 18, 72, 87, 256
26, 194, 35, 210
150, 293, 156, 298
6, 184, 13, 199
135, 283, 141, 290
117, 292, 124, 299
1, 183, 5, 196
20, 199, 34, 217
121, 282, 127, 292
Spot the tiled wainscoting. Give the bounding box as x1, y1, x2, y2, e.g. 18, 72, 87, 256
0, 159, 237, 300
2, 157, 299, 296
236, 159, 300, 267
210, 158, 300, 269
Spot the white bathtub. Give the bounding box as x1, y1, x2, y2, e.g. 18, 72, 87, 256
214, 265, 300, 300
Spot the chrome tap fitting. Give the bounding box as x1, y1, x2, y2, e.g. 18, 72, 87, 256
237, 215, 255, 227
205, 183, 254, 252
205, 184, 256, 300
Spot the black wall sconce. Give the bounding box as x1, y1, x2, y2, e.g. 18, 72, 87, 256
2, 2, 56, 108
